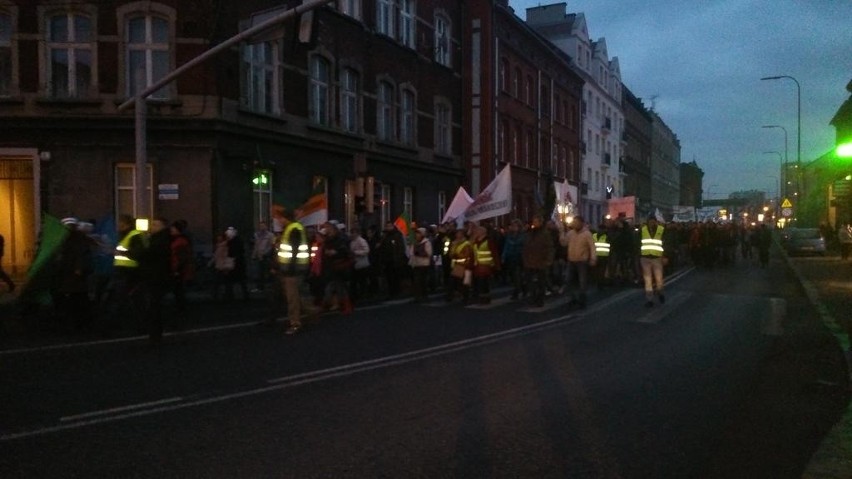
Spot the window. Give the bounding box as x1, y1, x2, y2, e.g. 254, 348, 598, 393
47, 12, 93, 98
403, 186, 413, 216
499, 58, 507, 92
541, 85, 549, 116
512, 68, 520, 98
126, 15, 170, 99
309, 56, 330, 125
400, 89, 416, 145
340, 68, 359, 133
568, 150, 575, 181
337, 0, 361, 20
525, 75, 533, 105
377, 0, 393, 36
377, 81, 395, 141
115, 163, 153, 220
434, 14, 450, 66
437, 190, 446, 223
398, 0, 415, 48
242, 41, 278, 114
526, 131, 533, 168
511, 126, 518, 164
498, 120, 508, 162
0, 12, 12, 96
434, 99, 451, 154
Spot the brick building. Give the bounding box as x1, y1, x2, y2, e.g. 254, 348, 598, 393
0, 0, 464, 272
465, 0, 583, 221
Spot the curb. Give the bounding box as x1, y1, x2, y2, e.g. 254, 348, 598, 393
781, 250, 852, 479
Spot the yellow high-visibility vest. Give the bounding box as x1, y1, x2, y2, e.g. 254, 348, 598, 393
452, 240, 471, 267
277, 222, 310, 269
474, 240, 494, 266
114, 230, 142, 268
641, 225, 665, 257
593, 233, 610, 257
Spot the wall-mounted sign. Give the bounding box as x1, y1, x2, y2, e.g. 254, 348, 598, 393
158, 183, 179, 200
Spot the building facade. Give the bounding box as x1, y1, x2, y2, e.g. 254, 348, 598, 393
679, 160, 703, 207
621, 86, 652, 216
0, 0, 464, 272
649, 110, 681, 213
464, 0, 583, 222
525, 2, 625, 225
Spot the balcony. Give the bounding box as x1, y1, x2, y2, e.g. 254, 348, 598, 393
601, 117, 612, 135
581, 182, 589, 195
620, 131, 628, 145
603, 153, 612, 167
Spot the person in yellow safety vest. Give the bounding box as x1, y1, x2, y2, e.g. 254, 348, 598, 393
105, 214, 147, 335
592, 219, 612, 289
114, 214, 145, 270
274, 207, 311, 336
640, 214, 666, 307
446, 228, 473, 303
471, 225, 500, 304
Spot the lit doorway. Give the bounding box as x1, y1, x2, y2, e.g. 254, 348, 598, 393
0, 152, 37, 277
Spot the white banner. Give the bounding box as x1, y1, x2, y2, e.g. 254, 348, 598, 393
696, 207, 721, 222
441, 187, 474, 225
464, 165, 513, 222
671, 206, 696, 223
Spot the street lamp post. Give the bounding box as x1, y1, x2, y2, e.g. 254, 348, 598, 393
761, 125, 788, 195
763, 150, 784, 197
761, 75, 801, 197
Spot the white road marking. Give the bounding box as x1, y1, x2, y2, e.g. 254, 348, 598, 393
60, 397, 185, 422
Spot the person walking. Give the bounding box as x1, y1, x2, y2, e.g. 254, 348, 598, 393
251, 221, 276, 292
55, 217, 95, 329
169, 220, 194, 317
522, 214, 555, 308
501, 219, 526, 300
409, 227, 433, 302
139, 218, 172, 344
274, 208, 311, 336
107, 214, 147, 334
320, 221, 354, 314
446, 228, 474, 303
561, 216, 597, 309
640, 214, 666, 307
592, 219, 611, 289
375, 221, 407, 299
471, 225, 499, 304
349, 227, 371, 302
224, 226, 249, 301
0, 231, 15, 293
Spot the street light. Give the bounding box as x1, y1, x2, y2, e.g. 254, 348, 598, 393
763, 151, 784, 197
762, 125, 788, 196
761, 75, 801, 196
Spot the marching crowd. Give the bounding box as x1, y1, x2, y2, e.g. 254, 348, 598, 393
9, 206, 790, 342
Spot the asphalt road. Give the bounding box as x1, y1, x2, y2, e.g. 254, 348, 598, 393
1, 251, 848, 478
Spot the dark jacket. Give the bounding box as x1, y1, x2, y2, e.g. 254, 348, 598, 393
522, 226, 555, 270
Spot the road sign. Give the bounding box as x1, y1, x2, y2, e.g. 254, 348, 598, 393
781, 207, 793, 218
781, 198, 793, 208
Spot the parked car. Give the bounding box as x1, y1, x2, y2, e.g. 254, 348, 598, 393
784, 228, 826, 256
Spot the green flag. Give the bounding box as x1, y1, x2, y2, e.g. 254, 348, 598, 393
18, 214, 70, 304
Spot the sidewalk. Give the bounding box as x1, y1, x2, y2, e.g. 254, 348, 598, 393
785, 253, 852, 478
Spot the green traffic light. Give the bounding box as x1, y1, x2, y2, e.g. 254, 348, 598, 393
252, 172, 269, 185
837, 142, 852, 158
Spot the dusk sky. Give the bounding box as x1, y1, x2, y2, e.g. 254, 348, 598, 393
511, 0, 852, 200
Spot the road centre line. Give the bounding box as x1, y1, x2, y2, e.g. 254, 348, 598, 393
60, 397, 185, 422
1, 269, 696, 442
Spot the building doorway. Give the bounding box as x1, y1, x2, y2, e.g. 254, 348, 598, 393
0, 152, 37, 277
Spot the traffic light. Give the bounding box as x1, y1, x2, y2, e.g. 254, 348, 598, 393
252, 169, 270, 186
